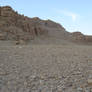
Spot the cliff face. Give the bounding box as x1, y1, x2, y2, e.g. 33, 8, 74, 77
0, 6, 92, 44
0, 6, 68, 42
0, 6, 47, 41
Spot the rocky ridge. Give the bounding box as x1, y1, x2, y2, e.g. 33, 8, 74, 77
0, 6, 67, 41
0, 6, 92, 44
71, 32, 92, 43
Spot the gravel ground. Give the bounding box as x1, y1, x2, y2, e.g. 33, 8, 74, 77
0, 44, 92, 92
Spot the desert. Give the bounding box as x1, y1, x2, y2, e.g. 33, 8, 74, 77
0, 6, 92, 92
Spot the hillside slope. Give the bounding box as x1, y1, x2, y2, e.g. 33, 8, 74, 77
0, 6, 70, 41
0, 6, 92, 44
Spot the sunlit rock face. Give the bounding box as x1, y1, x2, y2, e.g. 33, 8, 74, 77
0, 6, 92, 44
0, 6, 69, 42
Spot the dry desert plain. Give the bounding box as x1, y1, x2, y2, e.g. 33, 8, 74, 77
0, 42, 92, 92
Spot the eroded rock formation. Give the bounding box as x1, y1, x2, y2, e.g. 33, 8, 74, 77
0, 6, 49, 41
71, 32, 92, 43
0, 6, 92, 44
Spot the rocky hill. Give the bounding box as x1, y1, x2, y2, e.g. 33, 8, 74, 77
71, 32, 92, 44
0, 6, 92, 44
0, 6, 69, 41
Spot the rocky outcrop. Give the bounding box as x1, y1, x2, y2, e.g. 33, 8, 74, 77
71, 32, 92, 43
0, 6, 50, 41
0, 6, 92, 44
71, 32, 86, 41
0, 6, 16, 17
0, 6, 68, 42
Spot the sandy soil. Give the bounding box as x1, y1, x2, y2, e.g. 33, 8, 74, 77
0, 42, 92, 92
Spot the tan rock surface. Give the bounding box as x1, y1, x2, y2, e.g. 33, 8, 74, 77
0, 6, 92, 44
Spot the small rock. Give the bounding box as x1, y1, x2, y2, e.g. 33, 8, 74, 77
77, 87, 83, 92
84, 88, 90, 92
87, 79, 92, 85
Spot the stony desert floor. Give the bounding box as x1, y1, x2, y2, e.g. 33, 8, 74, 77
0, 43, 92, 92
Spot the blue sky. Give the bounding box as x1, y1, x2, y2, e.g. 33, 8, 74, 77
0, 0, 92, 35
